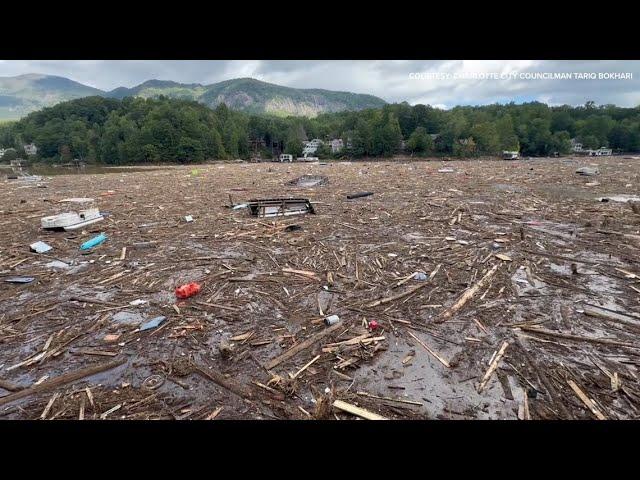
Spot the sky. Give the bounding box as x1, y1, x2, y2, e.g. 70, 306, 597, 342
0, 60, 638, 109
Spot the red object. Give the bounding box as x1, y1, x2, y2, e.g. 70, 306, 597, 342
175, 282, 201, 299
369, 320, 379, 331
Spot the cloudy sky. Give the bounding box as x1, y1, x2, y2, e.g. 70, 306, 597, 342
1, 60, 638, 108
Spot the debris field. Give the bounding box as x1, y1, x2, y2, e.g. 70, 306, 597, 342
2, 157, 640, 420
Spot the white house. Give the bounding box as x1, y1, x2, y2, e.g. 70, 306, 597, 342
328, 138, 343, 153
570, 138, 583, 152
23, 143, 38, 156
302, 139, 324, 157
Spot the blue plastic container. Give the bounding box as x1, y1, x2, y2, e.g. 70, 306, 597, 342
80, 233, 107, 250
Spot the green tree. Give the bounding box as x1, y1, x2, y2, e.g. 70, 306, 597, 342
550, 131, 571, 154
470, 122, 500, 154
453, 137, 477, 157
406, 127, 433, 155
1, 148, 18, 162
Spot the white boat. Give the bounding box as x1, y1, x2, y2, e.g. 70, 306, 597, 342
41, 208, 104, 231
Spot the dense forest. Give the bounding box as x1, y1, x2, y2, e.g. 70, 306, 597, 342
1, 96, 639, 164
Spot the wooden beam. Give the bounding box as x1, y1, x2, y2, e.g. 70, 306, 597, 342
332, 399, 387, 420
408, 331, 450, 368
437, 263, 499, 322
0, 358, 126, 407
478, 341, 510, 392
266, 322, 343, 370
567, 379, 607, 420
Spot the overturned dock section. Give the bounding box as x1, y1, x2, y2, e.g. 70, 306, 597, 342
247, 198, 316, 218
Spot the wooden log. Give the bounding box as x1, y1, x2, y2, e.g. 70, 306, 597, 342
437, 263, 499, 322
332, 399, 387, 420
266, 322, 343, 370
478, 341, 509, 392
582, 305, 640, 331
519, 326, 639, 349
0, 358, 126, 407
0, 379, 23, 392
193, 364, 253, 399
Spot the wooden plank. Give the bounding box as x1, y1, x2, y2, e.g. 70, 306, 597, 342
437, 263, 499, 322
0, 358, 126, 407
332, 399, 387, 420
282, 268, 320, 281
356, 390, 422, 406
567, 379, 607, 420
478, 341, 509, 392
205, 407, 223, 420
292, 355, 321, 379
366, 282, 432, 308
408, 331, 450, 368
266, 322, 343, 370
40, 392, 60, 420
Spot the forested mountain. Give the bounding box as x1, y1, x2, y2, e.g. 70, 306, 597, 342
0, 74, 103, 120
0, 74, 387, 119
1, 96, 639, 164
105, 78, 387, 117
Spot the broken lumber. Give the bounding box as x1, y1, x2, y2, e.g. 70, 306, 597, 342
567, 379, 607, 420
193, 364, 253, 399
367, 283, 433, 308
266, 321, 343, 370
0, 357, 126, 407
408, 331, 450, 368
582, 305, 640, 331
516, 339, 572, 419
437, 263, 499, 322
332, 399, 387, 420
356, 390, 422, 406
519, 326, 639, 349
282, 268, 320, 281
478, 341, 509, 392
292, 355, 321, 379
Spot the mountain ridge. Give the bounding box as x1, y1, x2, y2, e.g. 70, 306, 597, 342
0, 74, 387, 119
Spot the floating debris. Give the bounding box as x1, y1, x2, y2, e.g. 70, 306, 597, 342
30, 241, 52, 253
4, 276, 35, 283
287, 175, 329, 187
139, 316, 167, 332
41, 208, 104, 231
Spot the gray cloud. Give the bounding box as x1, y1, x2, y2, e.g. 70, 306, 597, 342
0, 60, 638, 108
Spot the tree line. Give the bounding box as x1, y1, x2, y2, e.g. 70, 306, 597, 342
1, 96, 639, 163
